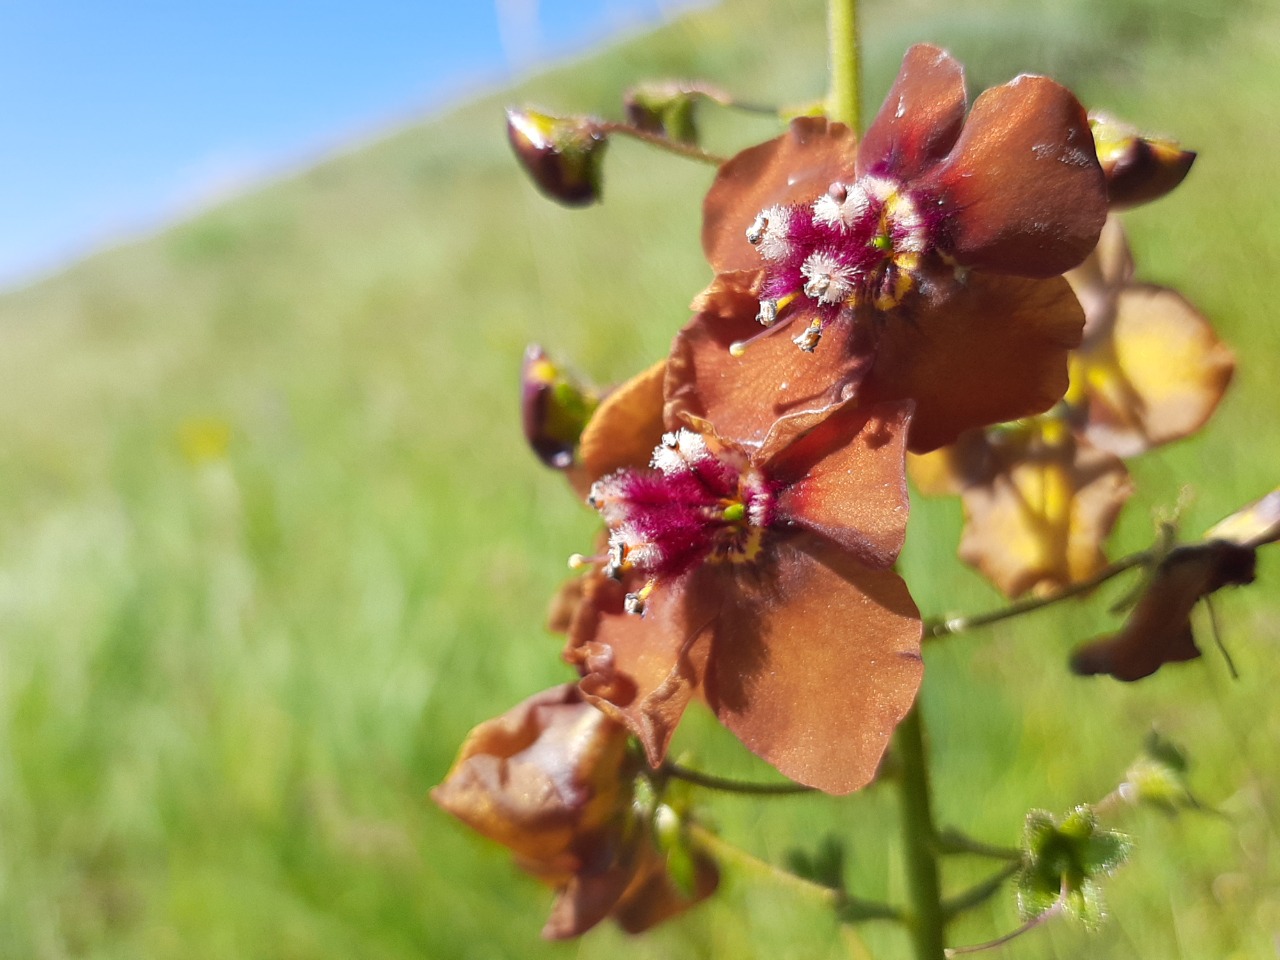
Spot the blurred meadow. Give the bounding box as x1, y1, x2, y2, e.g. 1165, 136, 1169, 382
1, 0, 1278, 957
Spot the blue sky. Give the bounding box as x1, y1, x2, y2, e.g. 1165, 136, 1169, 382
0, 1, 700, 287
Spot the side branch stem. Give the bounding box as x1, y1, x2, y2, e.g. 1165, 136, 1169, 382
925, 551, 1150, 641
687, 825, 902, 924
895, 703, 948, 960
594, 122, 726, 165
827, 0, 862, 131
662, 761, 817, 795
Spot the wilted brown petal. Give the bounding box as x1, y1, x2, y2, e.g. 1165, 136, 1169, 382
1071, 542, 1257, 681
607, 847, 720, 935
702, 537, 922, 794
702, 117, 858, 274
860, 273, 1085, 453
665, 272, 870, 446
578, 359, 668, 487
929, 76, 1106, 277
1075, 285, 1235, 458
431, 685, 632, 869
858, 44, 967, 181
956, 431, 1133, 598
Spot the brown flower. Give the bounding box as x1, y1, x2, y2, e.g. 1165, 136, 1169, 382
671, 44, 1107, 453
432, 684, 717, 938
565, 395, 922, 794
1065, 217, 1234, 458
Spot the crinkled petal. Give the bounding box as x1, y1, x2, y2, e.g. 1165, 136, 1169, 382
543, 847, 642, 939
928, 75, 1106, 277
1071, 542, 1257, 681
702, 117, 858, 274
1077, 285, 1234, 458
579, 359, 668, 488
860, 273, 1085, 452
431, 685, 630, 866
566, 571, 714, 767
858, 44, 967, 181
957, 433, 1133, 598
666, 272, 871, 445
609, 846, 720, 935
701, 537, 922, 794
768, 399, 913, 569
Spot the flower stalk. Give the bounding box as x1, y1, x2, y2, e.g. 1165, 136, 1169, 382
895, 703, 948, 960
594, 121, 727, 165
827, 0, 862, 131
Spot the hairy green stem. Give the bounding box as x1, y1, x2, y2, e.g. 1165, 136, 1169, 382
895, 704, 948, 960
594, 122, 726, 165
827, 0, 862, 130
661, 761, 817, 795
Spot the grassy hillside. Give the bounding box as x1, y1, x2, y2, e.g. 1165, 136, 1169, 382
1, 0, 1277, 957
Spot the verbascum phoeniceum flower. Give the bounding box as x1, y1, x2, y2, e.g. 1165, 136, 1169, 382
668, 43, 1109, 454
432, 684, 718, 938
563, 367, 922, 795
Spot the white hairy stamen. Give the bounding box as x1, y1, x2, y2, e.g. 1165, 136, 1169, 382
801, 251, 856, 304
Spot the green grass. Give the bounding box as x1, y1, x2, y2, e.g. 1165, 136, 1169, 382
1, 0, 1278, 957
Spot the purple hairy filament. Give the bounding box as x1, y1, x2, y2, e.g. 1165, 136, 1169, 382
741, 175, 942, 354
585, 429, 779, 614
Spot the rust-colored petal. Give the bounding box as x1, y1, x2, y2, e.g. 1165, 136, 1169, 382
860, 273, 1085, 453
1076, 285, 1235, 458
431, 685, 631, 867
702, 117, 858, 274
858, 44, 967, 181
609, 845, 720, 935
542, 843, 644, 940
1071, 542, 1257, 681
566, 571, 714, 767
957, 430, 1133, 598
928, 75, 1106, 277
768, 399, 913, 569
701, 538, 922, 794
666, 272, 870, 446
578, 359, 668, 488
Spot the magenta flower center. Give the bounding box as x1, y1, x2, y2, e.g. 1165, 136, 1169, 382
587, 429, 778, 614
741, 175, 938, 353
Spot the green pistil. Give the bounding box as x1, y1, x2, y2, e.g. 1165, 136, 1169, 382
722, 502, 746, 523
871, 233, 892, 252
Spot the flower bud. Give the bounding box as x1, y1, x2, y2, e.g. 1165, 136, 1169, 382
623, 82, 707, 145
1090, 113, 1196, 210
506, 108, 607, 207
521, 344, 598, 471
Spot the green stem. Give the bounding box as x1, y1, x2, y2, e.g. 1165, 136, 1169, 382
925, 551, 1150, 641
661, 761, 817, 796
594, 122, 726, 165
941, 862, 1021, 921
827, 0, 862, 130
935, 829, 1022, 862
895, 704, 948, 960
686, 825, 903, 926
